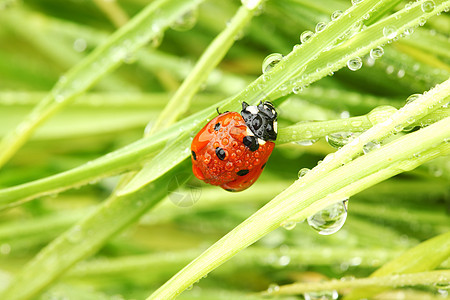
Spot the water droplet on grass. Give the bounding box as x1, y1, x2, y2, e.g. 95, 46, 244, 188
383, 25, 397, 39
370, 46, 384, 59
171, 9, 198, 31
347, 57, 362, 71
304, 290, 339, 300
300, 30, 314, 43
326, 132, 358, 149
307, 200, 348, 235
363, 141, 380, 154
331, 10, 343, 20
298, 168, 310, 178
282, 221, 297, 230
421, 0, 435, 13
315, 22, 327, 33
406, 93, 421, 104
267, 283, 280, 293
262, 53, 283, 73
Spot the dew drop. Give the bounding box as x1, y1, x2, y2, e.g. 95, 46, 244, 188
421, 0, 435, 13
397, 69, 405, 78
300, 30, 314, 43
326, 132, 358, 149
73, 38, 87, 52
282, 221, 297, 230
294, 139, 318, 146
315, 22, 327, 33
383, 25, 397, 39
304, 290, 339, 300
292, 86, 303, 94
347, 57, 362, 71
406, 93, 421, 104
363, 141, 380, 154
0, 243, 11, 255
307, 200, 348, 235
331, 10, 343, 20
298, 168, 310, 178
278, 255, 291, 266
171, 9, 198, 31
370, 46, 384, 59
150, 30, 164, 48
267, 283, 280, 294
262, 53, 283, 73
351, 0, 363, 5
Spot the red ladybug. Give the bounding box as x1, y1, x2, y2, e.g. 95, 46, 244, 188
191, 101, 278, 192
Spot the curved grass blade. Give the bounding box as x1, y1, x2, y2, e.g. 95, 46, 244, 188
0, 160, 191, 300
0, 0, 205, 168
344, 231, 450, 299
262, 269, 450, 296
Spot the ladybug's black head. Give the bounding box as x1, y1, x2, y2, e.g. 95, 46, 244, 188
240, 101, 277, 142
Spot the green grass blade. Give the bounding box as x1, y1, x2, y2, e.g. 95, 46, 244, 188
0, 160, 191, 300
0, 0, 204, 168
263, 269, 450, 296
344, 231, 450, 299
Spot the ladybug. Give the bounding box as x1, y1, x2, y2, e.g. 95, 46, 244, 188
191, 101, 277, 192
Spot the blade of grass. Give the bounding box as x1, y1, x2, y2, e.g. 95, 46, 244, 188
0, 160, 192, 300
262, 269, 450, 296
0, 0, 205, 168
344, 231, 450, 299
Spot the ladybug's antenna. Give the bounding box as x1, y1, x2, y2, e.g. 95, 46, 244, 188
216, 107, 221, 115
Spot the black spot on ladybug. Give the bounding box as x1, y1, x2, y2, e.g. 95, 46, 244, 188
214, 123, 221, 131
243, 135, 259, 151
261, 163, 266, 169
237, 169, 249, 176
215, 147, 226, 160
191, 150, 197, 160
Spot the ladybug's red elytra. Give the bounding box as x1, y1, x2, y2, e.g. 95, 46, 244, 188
191, 101, 277, 192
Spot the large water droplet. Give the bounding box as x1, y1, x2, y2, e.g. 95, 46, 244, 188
363, 141, 380, 154
347, 57, 362, 71
383, 25, 397, 39
421, 0, 435, 13
171, 9, 198, 31
307, 200, 348, 235
300, 30, 314, 43
326, 132, 358, 149
370, 46, 384, 59
351, 0, 363, 5
262, 53, 283, 73
304, 290, 339, 300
